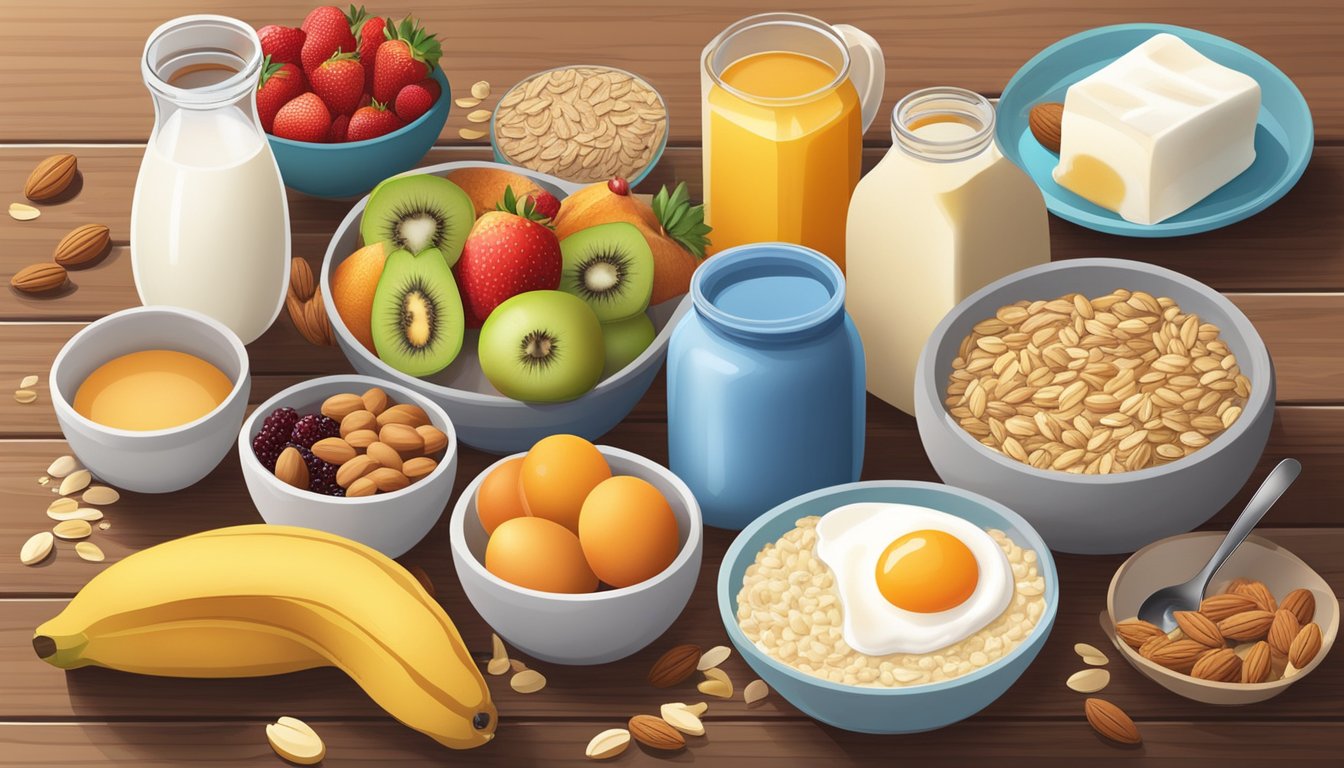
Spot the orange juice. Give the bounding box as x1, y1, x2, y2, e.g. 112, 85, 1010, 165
73, 350, 233, 430
706, 50, 863, 268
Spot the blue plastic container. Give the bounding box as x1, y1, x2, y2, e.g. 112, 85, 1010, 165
667, 243, 865, 530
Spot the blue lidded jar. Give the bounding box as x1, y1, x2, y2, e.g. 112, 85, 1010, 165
667, 242, 865, 529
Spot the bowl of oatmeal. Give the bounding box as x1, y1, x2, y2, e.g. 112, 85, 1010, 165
717, 480, 1058, 734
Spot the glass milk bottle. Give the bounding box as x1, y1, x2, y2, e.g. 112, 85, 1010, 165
132, 15, 290, 345
846, 88, 1050, 415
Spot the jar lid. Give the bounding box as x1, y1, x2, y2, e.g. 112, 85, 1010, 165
691, 242, 846, 338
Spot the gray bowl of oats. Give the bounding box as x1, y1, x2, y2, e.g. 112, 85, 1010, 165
490, 65, 668, 186
914, 258, 1274, 555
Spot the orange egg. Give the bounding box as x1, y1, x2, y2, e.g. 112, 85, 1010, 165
476, 457, 527, 535
485, 516, 598, 594
519, 434, 611, 532
875, 529, 979, 613
578, 475, 680, 588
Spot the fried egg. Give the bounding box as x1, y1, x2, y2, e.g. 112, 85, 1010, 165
814, 502, 1013, 655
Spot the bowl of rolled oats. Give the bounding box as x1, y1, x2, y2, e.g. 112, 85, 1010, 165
717, 480, 1058, 734
490, 65, 668, 186
914, 258, 1275, 555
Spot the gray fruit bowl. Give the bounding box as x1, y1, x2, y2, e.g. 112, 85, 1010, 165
914, 258, 1274, 555
320, 160, 691, 455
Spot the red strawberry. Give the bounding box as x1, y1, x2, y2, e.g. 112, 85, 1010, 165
258, 25, 305, 65
328, 113, 350, 142
373, 17, 442, 104
346, 5, 387, 93
309, 52, 364, 116
273, 92, 331, 143
393, 80, 436, 123
256, 56, 306, 133
346, 101, 405, 141
526, 191, 561, 222
454, 186, 562, 325
300, 6, 357, 74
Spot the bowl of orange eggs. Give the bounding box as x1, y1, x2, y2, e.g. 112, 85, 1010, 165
448, 435, 703, 665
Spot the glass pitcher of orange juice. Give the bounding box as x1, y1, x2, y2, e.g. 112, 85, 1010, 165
701, 13, 884, 270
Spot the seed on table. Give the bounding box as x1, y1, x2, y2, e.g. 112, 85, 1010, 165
19, 375, 38, 388
47, 455, 80, 478
53, 519, 93, 540
14, 390, 37, 404
511, 669, 546, 693
454, 96, 481, 108
467, 109, 492, 123
8, 202, 40, 220
59, 469, 92, 496
48, 507, 102, 522
48, 497, 78, 515
459, 128, 488, 141
82, 486, 120, 505
470, 80, 491, 99
697, 645, 732, 671
75, 541, 105, 562
21, 531, 55, 565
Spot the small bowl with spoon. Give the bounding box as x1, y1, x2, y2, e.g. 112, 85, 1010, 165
1101, 459, 1338, 704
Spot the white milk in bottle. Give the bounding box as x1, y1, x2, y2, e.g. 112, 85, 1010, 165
846, 88, 1050, 415
132, 16, 290, 344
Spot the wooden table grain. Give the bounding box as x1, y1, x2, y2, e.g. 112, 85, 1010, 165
2, 1, 1341, 765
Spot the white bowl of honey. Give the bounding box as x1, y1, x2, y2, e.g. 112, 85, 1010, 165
49, 305, 251, 493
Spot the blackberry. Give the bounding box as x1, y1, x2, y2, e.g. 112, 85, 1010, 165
290, 413, 339, 449
285, 442, 343, 497
251, 407, 300, 471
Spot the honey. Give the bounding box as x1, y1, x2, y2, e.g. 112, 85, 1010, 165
73, 350, 233, 430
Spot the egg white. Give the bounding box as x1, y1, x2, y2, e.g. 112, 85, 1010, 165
814, 502, 1013, 656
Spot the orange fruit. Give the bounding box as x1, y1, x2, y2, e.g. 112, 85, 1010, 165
519, 434, 611, 532
445, 167, 544, 217
476, 457, 527, 535
485, 516, 598, 594
578, 475, 679, 588
330, 241, 387, 353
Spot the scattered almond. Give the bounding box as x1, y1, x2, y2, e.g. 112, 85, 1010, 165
14, 389, 37, 403
1191, 648, 1241, 682
53, 519, 93, 540
98, 521, 110, 530
743, 678, 769, 705
467, 109, 492, 123
48, 507, 102, 522
24, 153, 77, 201
1199, 592, 1258, 622
20, 531, 55, 565
1280, 588, 1316, 625
1074, 642, 1109, 666
53, 224, 110, 268
360, 387, 388, 415
266, 716, 325, 766
45, 455, 78, 479
311, 437, 356, 466
1241, 641, 1272, 683
1288, 623, 1322, 670
58, 469, 91, 496
627, 715, 684, 751
1218, 610, 1274, 642
1267, 609, 1301, 656
1084, 698, 1141, 745
510, 668, 547, 693
1066, 668, 1110, 693
1234, 581, 1277, 613
659, 702, 704, 736
82, 486, 120, 506
697, 667, 734, 699
75, 541, 105, 562
1028, 102, 1063, 153
487, 633, 510, 676
1174, 610, 1224, 648
648, 644, 700, 688
288, 257, 315, 302
454, 96, 481, 109
47, 497, 78, 515
11, 262, 66, 293
20, 375, 38, 389
1115, 618, 1165, 649
585, 728, 630, 760
274, 447, 309, 490
697, 644, 732, 671
9, 202, 41, 220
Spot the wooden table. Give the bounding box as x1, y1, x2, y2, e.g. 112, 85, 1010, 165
3, 1, 1342, 764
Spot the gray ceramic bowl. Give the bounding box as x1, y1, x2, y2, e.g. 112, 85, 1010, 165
915, 259, 1274, 554
49, 306, 250, 493
449, 446, 702, 665
718, 481, 1058, 734
320, 160, 690, 454
238, 375, 458, 558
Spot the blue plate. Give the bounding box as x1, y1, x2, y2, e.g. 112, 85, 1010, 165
997, 23, 1313, 237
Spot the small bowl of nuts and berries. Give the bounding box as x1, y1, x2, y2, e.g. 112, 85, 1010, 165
1103, 531, 1338, 705
238, 374, 457, 557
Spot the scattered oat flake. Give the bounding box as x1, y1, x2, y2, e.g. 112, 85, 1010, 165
14, 389, 37, 404
53, 519, 92, 540
19, 375, 37, 388
98, 520, 110, 530
458, 128, 488, 141
454, 96, 481, 108
47, 455, 79, 478
75, 541, 105, 562
48, 498, 77, 515
697, 644, 732, 671
466, 109, 492, 123
9, 202, 40, 221
744, 678, 769, 704
510, 669, 546, 693
82, 486, 120, 506
58, 469, 92, 496
48, 507, 102, 522
38, 476, 49, 485
21, 531, 54, 565
470, 80, 490, 100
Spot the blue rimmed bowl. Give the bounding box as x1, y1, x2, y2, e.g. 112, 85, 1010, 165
717, 480, 1058, 734
268, 68, 451, 199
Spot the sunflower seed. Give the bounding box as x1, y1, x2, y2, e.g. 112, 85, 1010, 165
58, 469, 92, 496
1066, 667, 1110, 693
1074, 643, 1109, 666
53, 519, 92, 540
454, 96, 481, 108
21, 531, 54, 565
75, 541, 104, 562
697, 645, 732, 671
466, 109, 491, 123
458, 128, 488, 141
19, 375, 37, 388
585, 728, 629, 760
743, 678, 770, 704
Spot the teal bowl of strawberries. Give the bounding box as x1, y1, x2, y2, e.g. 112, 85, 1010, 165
258, 9, 450, 199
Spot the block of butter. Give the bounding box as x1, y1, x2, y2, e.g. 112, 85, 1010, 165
1052, 33, 1261, 225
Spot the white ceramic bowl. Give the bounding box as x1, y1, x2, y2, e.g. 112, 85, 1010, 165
238, 375, 458, 558
49, 306, 250, 493
1102, 531, 1338, 705
320, 160, 691, 455
449, 446, 702, 665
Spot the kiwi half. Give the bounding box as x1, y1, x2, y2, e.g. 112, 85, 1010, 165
558, 222, 654, 323
478, 290, 605, 402
361, 175, 476, 266
371, 247, 465, 377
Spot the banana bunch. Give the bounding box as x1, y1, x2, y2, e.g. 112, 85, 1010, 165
33, 524, 496, 750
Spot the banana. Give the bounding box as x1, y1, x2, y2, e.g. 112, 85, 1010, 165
34, 525, 496, 750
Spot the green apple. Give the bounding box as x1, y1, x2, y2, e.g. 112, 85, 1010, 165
478, 290, 605, 402
600, 313, 655, 378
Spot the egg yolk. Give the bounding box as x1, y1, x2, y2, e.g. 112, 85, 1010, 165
875, 529, 979, 613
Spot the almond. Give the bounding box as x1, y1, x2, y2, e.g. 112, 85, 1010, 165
1267, 609, 1301, 657
1174, 610, 1224, 648
285, 293, 318, 344
274, 447, 309, 490
360, 387, 388, 415
1234, 581, 1277, 613
648, 644, 700, 688
336, 454, 379, 488
1288, 622, 1322, 669
366, 442, 404, 472
52, 519, 93, 540
1280, 588, 1316, 626
659, 702, 705, 736
379, 423, 424, 454
1115, 618, 1166, 649
20, 531, 55, 565
585, 728, 630, 760
1199, 592, 1258, 622
697, 645, 732, 671
322, 393, 365, 421
1191, 647, 1241, 682
1083, 698, 1141, 745
289, 257, 315, 302
402, 456, 438, 481
306, 290, 334, 346
1028, 102, 1063, 153
1146, 639, 1207, 673
417, 424, 448, 454
1222, 577, 1254, 594
53, 224, 110, 268
1218, 610, 1274, 642
341, 409, 378, 437
25, 153, 77, 201
1138, 634, 1172, 659
311, 437, 356, 466
627, 715, 684, 751
377, 403, 430, 428
345, 428, 378, 450
345, 476, 377, 497
11, 263, 67, 294
367, 467, 409, 493
1241, 641, 1272, 683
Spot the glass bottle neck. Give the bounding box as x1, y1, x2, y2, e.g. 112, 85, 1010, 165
890, 87, 995, 163
142, 15, 261, 111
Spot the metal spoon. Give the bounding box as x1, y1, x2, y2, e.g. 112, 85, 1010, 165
1137, 458, 1301, 631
